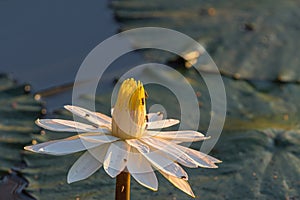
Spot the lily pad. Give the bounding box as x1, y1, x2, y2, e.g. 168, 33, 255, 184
122, 66, 300, 132
112, 0, 300, 82
0, 74, 42, 199
0, 74, 42, 174
190, 129, 300, 200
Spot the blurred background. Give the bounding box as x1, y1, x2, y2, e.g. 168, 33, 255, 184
0, 0, 146, 111
0, 0, 300, 200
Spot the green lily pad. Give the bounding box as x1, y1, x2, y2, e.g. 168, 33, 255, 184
189, 129, 300, 199
0, 74, 42, 199
0, 74, 42, 174
112, 0, 300, 82
122, 66, 300, 131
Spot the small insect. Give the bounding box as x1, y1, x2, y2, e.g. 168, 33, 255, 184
92, 124, 99, 128
141, 98, 145, 105
181, 176, 187, 180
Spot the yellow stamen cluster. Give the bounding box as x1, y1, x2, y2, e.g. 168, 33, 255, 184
112, 78, 146, 139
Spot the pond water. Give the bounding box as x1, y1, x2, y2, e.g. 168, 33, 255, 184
0, 0, 144, 111
1, 1, 300, 200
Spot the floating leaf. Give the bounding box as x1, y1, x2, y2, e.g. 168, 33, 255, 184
0, 75, 42, 173
0, 74, 42, 199
188, 129, 300, 199
112, 0, 300, 82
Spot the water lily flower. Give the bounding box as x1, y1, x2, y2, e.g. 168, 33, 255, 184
24, 78, 221, 197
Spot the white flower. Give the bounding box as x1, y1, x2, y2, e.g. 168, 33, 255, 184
24, 78, 221, 197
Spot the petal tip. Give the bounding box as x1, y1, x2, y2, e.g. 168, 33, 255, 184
105, 169, 118, 178
35, 119, 40, 125
67, 170, 79, 184
67, 176, 74, 184
24, 146, 31, 151
64, 105, 73, 111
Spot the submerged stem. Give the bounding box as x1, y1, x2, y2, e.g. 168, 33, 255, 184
115, 171, 130, 200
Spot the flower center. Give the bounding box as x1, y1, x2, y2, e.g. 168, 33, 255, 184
112, 78, 147, 139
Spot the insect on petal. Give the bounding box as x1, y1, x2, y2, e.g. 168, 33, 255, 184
159, 170, 195, 198
64, 105, 111, 127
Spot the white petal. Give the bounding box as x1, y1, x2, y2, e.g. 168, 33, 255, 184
24, 133, 114, 155
126, 139, 150, 153
176, 145, 221, 168
64, 105, 111, 127
146, 119, 180, 129
147, 112, 163, 122
103, 141, 130, 178
79, 134, 119, 143
67, 144, 109, 183
141, 137, 198, 168
127, 148, 158, 191
133, 144, 188, 179
159, 170, 195, 198
95, 112, 112, 124
36, 119, 110, 133
148, 130, 209, 143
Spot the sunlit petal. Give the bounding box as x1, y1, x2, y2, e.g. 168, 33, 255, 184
147, 112, 163, 122
127, 148, 158, 191
126, 139, 150, 153
159, 170, 195, 198
79, 134, 119, 143
177, 145, 221, 168
95, 112, 112, 124
64, 105, 111, 127
103, 141, 130, 178
36, 119, 110, 133
146, 119, 179, 129
111, 108, 114, 116
141, 137, 198, 168
133, 145, 188, 179
67, 144, 109, 183
24, 133, 111, 155
147, 130, 209, 143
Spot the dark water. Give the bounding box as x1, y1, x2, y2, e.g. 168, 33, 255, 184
0, 1, 145, 199
0, 0, 144, 111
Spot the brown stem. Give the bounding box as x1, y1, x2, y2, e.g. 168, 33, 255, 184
115, 171, 130, 200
